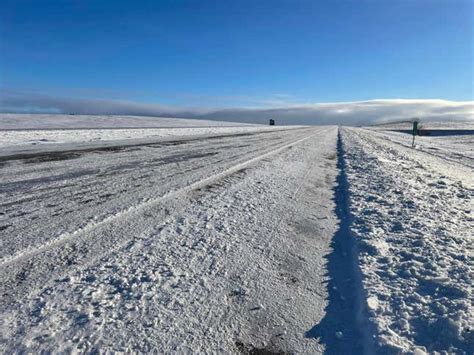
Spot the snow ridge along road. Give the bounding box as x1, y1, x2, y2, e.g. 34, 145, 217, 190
341, 127, 473, 354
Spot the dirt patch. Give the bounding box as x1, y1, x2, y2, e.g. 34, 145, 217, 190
325, 153, 337, 160
235, 341, 288, 355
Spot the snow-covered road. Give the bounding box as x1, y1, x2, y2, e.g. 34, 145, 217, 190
1, 126, 340, 353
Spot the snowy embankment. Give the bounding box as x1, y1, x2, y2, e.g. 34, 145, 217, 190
341, 128, 473, 353
0, 114, 301, 150
0, 126, 339, 353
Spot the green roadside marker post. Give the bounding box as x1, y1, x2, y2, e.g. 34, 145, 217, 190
412, 121, 418, 147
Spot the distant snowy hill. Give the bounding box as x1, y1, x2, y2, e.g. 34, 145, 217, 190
0, 113, 260, 130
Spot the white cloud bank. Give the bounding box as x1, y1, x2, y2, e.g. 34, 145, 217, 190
1, 90, 472, 126
201, 99, 474, 125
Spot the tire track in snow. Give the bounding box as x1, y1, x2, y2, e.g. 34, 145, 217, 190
0, 129, 321, 268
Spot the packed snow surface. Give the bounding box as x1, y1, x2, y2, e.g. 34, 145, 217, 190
0, 120, 472, 353
0, 126, 339, 353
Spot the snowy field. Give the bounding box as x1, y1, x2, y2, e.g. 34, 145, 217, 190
0, 113, 261, 129
367, 121, 474, 131
0, 116, 472, 353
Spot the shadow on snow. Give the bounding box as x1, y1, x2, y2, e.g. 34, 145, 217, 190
305, 129, 369, 354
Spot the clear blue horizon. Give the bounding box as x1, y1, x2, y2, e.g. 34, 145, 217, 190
1, 0, 473, 109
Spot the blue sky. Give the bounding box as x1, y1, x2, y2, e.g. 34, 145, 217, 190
0, 0, 473, 115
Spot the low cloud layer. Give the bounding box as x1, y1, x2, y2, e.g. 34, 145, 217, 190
0, 90, 205, 117
1, 89, 472, 126
204, 99, 474, 125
